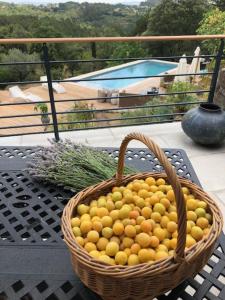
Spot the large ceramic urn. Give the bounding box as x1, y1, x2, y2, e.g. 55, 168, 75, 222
182, 103, 225, 145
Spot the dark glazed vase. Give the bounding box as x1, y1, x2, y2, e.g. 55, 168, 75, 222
182, 103, 225, 145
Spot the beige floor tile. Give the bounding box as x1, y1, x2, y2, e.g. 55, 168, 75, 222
110, 122, 180, 139
0, 136, 22, 146
190, 154, 225, 191
212, 189, 225, 208
207, 191, 225, 232
20, 132, 54, 146
160, 131, 225, 159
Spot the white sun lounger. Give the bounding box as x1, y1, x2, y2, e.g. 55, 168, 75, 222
9, 86, 44, 102
9, 86, 27, 98
25, 92, 43, 102
53, 83, 66, 94
40, 76, 66, 94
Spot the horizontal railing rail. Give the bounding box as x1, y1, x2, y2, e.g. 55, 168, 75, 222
0, 119, 177, 138
0, 35, 225, 44
0, 72, 214, 87
0, 112, 187, 130
0, 35, 224, 140
0, 54, 222, 66
0, 100, 207, 119
0, 90, 210, 107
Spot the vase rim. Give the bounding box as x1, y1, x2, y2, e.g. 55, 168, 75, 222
200, 103, 222, 112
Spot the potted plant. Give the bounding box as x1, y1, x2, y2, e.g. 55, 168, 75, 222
34, 103, 50, 132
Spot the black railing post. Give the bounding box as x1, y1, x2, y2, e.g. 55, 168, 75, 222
42, 43, 60, 141
208, 39, 224, 103
91, 42, 97, 58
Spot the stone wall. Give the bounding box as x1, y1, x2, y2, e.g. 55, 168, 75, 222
214, 68, 225, 109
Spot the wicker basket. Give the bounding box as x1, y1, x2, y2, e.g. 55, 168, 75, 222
62, 133, 223, 300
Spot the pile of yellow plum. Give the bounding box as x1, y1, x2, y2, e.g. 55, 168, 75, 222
71, 177, 212, 266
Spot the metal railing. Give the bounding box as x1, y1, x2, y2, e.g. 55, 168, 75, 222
0, 35, 224, 140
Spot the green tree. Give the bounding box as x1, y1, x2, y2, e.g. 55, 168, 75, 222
133, 10, 151, 35
197, 8, 225, 53
144, 0, 209, 56
0, 48, 41, 83
107, 42, 147, 67
212, 0, 225, 10
0, 0, 141, 71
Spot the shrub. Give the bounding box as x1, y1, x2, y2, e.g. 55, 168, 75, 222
121, 98, 173, 125
121, 82, 199, 125
58, 102, 95, 130
0, 48, 41, 83
165, 82, 199, 113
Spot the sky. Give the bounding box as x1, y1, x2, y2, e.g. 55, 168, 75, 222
0, 0, 141, 4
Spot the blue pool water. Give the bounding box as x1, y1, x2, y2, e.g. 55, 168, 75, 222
77, 60, 177, 90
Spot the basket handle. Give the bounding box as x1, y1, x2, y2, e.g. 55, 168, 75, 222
116, 132, 186, 262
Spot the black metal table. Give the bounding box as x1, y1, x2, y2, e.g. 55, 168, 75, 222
0, 146, 224, 300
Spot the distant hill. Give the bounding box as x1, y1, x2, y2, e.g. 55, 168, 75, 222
140, 0, 160, 6
0, 0, 142, 5
0, 1, 142, 36
0, 0, 159, 6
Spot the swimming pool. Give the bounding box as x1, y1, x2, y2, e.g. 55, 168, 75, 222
74, 60, 177, 90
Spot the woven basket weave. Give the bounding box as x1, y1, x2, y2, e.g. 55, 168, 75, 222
62, 133, 223, 300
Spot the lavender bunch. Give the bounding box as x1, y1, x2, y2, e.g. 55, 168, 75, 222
26, 139, 136, 192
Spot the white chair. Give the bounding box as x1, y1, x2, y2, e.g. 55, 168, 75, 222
106, 89, 113, 103
40, 75, 48, 89
111, 90, 119, 106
